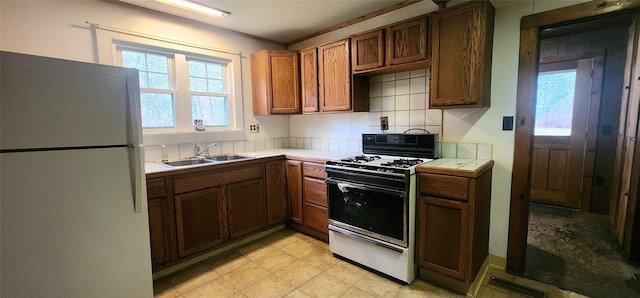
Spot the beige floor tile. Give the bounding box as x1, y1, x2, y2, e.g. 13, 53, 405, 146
265, 231, 301, 249
298, 272, 351, 298
324, 262, 368, 286
254, 249, 298, 272
285, 289, 312, 298
280, 239, 317, 259
354, 271, 403, 297
203, 251, 251, 276
303, 236, 330, 250
301, 247, 339, 271
221, 261, 271, 291
339, 287, 375, 297
235, 241, 278, 261
241, 275, 295, 297
399, 279, 455, 298
482, 266, 517, 294
274, 260, 322, 288
181, 276, 239, 298
155, 262, 221, 296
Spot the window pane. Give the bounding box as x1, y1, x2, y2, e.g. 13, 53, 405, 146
122, 50, 170, 90
535, 70, 576, 136
148, 73, 170, 89
146, 54, 168, 73
140, 92, 175, 128
190, 78, 207, 92
192, 95, 228, 126
208, 79, 224, 93
189, 61, 206, 77
189, 59, 225, 92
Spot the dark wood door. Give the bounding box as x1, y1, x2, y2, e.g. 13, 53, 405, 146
417, 195, 469, 281
286, 160, 303, 224
318, 39, 351, 112
175, 187, 227, 257
146, 177, 174, 270
531, 58, 598, 208
265, 160, 287, 226
227, 178, 267, 239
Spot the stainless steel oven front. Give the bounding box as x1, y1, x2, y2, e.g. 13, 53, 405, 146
326, 176, 409, 250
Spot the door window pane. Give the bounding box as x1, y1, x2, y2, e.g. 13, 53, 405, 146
535, 69, 577, 136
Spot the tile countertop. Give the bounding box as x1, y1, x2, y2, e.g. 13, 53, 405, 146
417, 158, 494, 178
145, 149, 354, 174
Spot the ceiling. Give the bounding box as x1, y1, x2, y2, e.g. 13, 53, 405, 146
119, 0, 418, 45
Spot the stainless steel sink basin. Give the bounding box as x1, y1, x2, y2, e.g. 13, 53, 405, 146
208, 154, 251, 161
162, 159, 216, 167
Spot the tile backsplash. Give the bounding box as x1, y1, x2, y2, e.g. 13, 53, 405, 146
368, 70, 443, 135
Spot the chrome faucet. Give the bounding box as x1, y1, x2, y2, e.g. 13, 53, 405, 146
193, 142, 218, 158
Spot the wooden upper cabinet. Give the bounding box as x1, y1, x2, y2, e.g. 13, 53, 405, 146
387, 17, 428, 65
300, 48, 319, 113
352, 29, 385, 72
430, 1, 494, 109
318, 39, 352, 112
251, 50, 301, 115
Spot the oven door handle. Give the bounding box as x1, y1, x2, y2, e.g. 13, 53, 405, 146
329, 224, 406, 253
325, 178, 407, 196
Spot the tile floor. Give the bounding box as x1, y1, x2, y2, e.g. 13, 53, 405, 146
153, 228, 584, 298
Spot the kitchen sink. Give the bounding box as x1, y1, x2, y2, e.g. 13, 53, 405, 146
162, 158, 216, 167
208, 154, 251, 161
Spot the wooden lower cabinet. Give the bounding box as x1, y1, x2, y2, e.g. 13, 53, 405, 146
265, 160, 287, 226
175, 187, 227, 258
416, 166, 492, 294
227, 178, 267, 239
286, 160, 304, 224
147, 177, 175, 270
417, 196, 469, 281
304, 202, 328, 234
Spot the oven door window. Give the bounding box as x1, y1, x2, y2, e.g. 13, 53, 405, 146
327, 179, 406, 242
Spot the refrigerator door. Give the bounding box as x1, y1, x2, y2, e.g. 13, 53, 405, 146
0, 148, 153, 297
0, 51, 139, 150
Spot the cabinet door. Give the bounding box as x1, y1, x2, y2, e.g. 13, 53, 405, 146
430, 1, 494, 108
300, 48, 319, 113
352, 29, 385, 71
175, 187, 227, 257
303, 177, 327, 207
250, 50, 300, 115
265, 160, 287, 226
318, 39, 352, 112
147, 178, 174, 269
387, 17, 427, 65
416, 195, 469, 281
286, 160, 303, 224
227, 178, 267, 239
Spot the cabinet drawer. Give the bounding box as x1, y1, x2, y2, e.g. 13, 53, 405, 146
147, 178, 167, 199
174, 164, 263, 194
303, 177, 327, 207
303, 162, 327, 179
304, 202, 328, 234
419, 173, 469, 201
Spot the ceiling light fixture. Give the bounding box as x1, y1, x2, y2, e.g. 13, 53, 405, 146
154, 0, 230, 19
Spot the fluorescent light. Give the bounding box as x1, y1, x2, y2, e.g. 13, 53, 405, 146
155, 0, 230, 19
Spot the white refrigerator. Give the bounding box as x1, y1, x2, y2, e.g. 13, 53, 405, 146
0, 51, 153, 297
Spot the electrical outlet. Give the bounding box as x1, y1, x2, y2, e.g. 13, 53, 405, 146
380, 116, 389, 131
249, 123, 260, 133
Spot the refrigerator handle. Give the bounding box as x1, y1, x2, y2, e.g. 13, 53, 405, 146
127, 74, 145, 213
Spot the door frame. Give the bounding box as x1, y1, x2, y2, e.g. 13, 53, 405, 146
507, 0, 640, 273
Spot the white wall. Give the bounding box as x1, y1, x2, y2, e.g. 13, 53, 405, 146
287, 0, 590, 258
0, 0, 290, 159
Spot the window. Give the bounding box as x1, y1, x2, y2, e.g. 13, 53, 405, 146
535, 69, 577, 136
188, 60, 229, 126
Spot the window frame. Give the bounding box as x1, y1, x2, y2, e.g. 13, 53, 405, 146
94, 30, 244, 142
